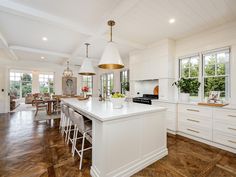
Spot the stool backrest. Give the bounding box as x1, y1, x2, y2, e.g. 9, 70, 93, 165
63, 105, 69, 118
73, 112, 84, 132
69, 108, 75, 122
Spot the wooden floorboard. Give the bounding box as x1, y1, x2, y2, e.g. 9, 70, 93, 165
0, 111, 235, 177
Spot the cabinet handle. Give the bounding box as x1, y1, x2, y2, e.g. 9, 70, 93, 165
186, 109, 200, 112
228, 127, 236, 131
228, 140, 236, 144
228, 115, 236, 118
187, 128, 199, 133
187, 119, 200, 123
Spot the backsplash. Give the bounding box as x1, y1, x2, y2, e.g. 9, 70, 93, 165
133, 80, 158, 97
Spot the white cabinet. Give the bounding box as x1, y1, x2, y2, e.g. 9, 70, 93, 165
129, 39, 175, 81
213, 109, 236, 149
152, 101, 177, 134
178, 104, 213, 140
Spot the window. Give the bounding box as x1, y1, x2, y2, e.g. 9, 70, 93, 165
178, 47, 230, 101
120, 70, 129, 94
81, 76, 93, 95
39, 74, 54, 94
203, 49, 230, 100
100, 73, 114, 97
179, 55, 200, 98
10, 72, 32, 98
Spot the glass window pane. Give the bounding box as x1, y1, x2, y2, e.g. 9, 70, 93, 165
204, 77, 226, 99
217, 63, 226, 75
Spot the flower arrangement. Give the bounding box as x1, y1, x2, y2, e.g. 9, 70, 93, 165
81, 86, 89, 92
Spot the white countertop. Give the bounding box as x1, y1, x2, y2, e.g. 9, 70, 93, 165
152, 99, 236, 110
61, 98, 167, 122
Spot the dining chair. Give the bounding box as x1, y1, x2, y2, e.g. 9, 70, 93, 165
34, 100, 47, 116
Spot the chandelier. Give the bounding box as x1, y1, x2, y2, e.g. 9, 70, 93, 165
63, 61, 73, 77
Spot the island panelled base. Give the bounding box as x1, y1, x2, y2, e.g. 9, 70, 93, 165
90, 111, 167, 177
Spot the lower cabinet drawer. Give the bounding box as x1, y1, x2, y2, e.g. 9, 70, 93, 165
178, 121, 212, 140
179, 113, 212, 128
213, 131, 236, 149
213, 121, 236, 136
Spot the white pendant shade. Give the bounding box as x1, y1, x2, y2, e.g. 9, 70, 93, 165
98, 42, 124, 69
79, 57, 96, 75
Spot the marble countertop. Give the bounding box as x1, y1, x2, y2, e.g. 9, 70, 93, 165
61, 98, 166, 122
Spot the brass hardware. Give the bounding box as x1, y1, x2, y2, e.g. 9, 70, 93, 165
98, 64, 124, 69
228, 140, 236, 144
228, 127, 236, 131
186, 109, 200, 112
187, 119, 200, 123
79, 72, 95, 76
227, 115, 236, 118
108, 20, 115, 42
187, 128, 199, 133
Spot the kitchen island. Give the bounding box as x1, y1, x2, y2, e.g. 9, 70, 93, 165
61, 98, 168, 177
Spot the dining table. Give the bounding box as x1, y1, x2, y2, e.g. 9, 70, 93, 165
43, 98, 57, 115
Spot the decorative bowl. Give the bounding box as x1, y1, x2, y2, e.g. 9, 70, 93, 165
110, 97, 126, 109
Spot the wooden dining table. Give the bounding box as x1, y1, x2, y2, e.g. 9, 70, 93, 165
43, 98, 57, 115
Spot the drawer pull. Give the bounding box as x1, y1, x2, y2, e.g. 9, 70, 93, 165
228, 115, 236, 118
187, 119, 200, 123
228, 127, 236, 131
186, 109, 199, 112
187, 128, 199, 133
228, 140, 236, 144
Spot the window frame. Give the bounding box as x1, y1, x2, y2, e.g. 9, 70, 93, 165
178, 54, 201, 100
120, 69, 129, 94
9, 72, 32, 99
202, 48, 230, 101
39, 73, 55, 94
178, 47, 231, 102
100, 72, 114, 97
81, 75, 93, 95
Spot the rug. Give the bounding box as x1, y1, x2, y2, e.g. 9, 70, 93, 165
11, 103, 36, 112
34, 111, 60, 121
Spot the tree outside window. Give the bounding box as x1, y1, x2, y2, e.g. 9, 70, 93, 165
179, 56, 200, 99
203, 50, 230, 100
10, 72, 32, 99
120, 70, 129, 94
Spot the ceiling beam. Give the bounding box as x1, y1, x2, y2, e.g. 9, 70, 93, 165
0, 1, 145, 57
10, 45, 71, 58
71, 0, 146, 57
0, 1, 94, 36
0, 32, 18, 60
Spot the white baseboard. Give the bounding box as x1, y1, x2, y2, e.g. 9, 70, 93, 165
90, 148, 168, 177
178, 132, 236, 154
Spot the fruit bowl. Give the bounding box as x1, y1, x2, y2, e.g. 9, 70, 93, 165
110, 97, 126, 109
110, 93, 126, 109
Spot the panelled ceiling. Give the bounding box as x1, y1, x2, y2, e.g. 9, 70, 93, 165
0, 0, 236, 65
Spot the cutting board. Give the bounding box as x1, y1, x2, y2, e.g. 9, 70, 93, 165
153, 85, 159, 95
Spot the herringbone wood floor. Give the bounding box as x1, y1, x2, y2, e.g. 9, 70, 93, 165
0, 111, 235, 177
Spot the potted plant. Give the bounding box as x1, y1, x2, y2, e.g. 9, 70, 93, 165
81, 86, 89, 98
121, 82, 130, 96
110, 92, 126, 109
172, 78, 200, 102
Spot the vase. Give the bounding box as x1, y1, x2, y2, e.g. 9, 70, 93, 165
179, 93, 190, 102
83, 92, 87, 98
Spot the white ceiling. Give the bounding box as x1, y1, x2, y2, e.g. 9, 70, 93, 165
0, 0, 236, 65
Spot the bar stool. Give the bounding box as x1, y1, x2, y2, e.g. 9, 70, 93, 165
72, 111, 92, 170
62, 105, 70, 142
60, 103, 65, 134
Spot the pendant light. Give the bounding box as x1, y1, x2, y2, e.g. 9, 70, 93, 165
98, 20, 124, 69
63, 61, 73, 77
79, 43, 96, 75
